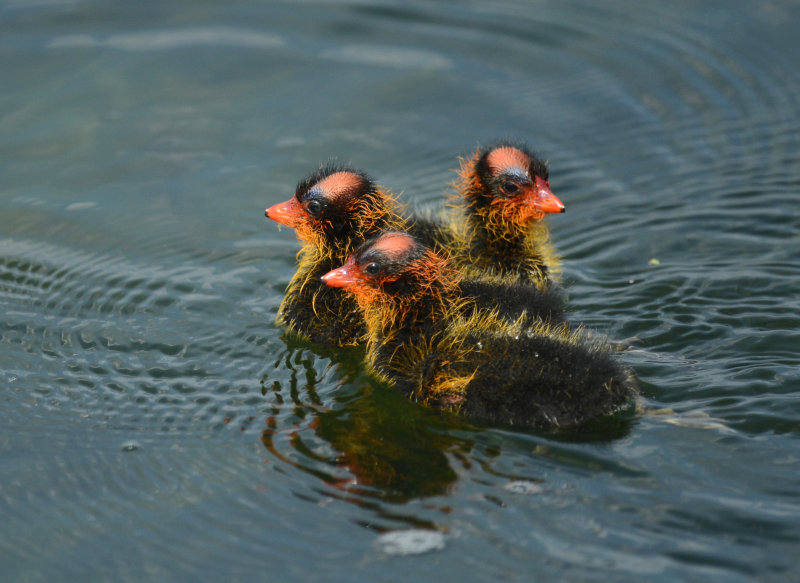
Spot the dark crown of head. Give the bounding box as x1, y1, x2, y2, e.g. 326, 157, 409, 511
355, 232, 429, 276
475, 139, 549, 183
294, 163, 375, 203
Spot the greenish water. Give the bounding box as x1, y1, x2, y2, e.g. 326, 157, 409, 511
2, 1, 799, 581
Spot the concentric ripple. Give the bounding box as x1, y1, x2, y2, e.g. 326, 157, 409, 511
2, 0, 800, 581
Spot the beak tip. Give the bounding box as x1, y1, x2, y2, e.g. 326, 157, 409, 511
321, 270, 339, 286
321, 266, 357, 289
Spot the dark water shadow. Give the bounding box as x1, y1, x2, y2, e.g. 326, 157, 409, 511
257, 334, 636, 531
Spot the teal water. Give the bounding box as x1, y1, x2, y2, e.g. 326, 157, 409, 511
2, 1, 799, 581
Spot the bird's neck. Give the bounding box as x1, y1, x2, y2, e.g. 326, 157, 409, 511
328, 191, 408, 259
297, 206, 405, 270
362, 267, 466, 361
465, 211, 547, 281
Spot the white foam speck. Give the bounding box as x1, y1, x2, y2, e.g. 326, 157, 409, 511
66, 202, 97, 211
504, 480, 544, 495
376, 530, 445, 556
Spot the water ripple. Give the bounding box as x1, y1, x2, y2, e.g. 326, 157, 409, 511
48, 27, 285, 51
2, 1, 800, 580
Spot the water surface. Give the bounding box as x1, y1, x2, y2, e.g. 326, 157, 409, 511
2, 1, 800, 581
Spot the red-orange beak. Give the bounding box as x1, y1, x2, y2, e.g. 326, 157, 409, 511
321, 258, 361, 290
265, 197, 305, 228
532, 176, 565, 214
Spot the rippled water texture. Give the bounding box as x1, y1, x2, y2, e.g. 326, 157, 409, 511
2, 1, 799, 581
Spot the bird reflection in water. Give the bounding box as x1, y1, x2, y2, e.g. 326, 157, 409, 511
258, 339, 634, 532
258, 340, 473, 530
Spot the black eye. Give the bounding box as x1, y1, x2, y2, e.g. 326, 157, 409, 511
306, 199, 323, 216
500, 181, 519, 195
364, 262, 380, 276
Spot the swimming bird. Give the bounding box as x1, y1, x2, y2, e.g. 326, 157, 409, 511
266, 165, 565, 346
322, 231, 636, 429
419, 140, 566, 288
266, 164, 407, 345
